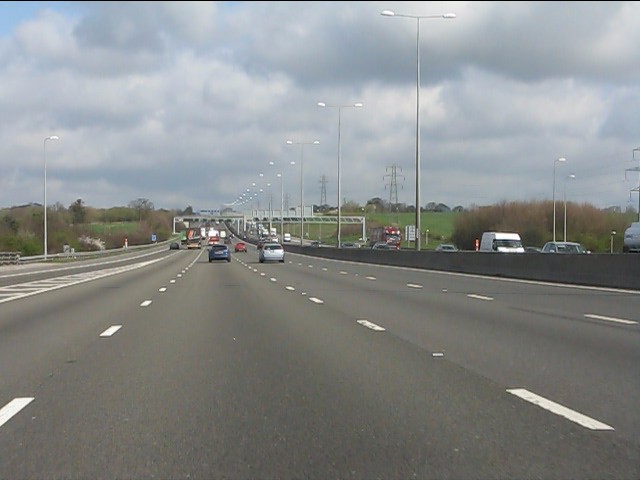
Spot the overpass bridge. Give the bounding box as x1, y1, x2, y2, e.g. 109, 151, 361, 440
173, 209, 366, 238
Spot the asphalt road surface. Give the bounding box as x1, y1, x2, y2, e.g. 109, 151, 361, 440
1, 246, 638, 479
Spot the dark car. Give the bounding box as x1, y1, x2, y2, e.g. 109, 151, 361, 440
208, 244, 231, 262
435, 244, 458, 252
169, 241, 180, 250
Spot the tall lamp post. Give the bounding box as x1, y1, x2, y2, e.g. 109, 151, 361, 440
317, 101, 363, 248
632, 147, 640, 222
286, 140, 320, 245
381, 9, 455, 251
552, 157, 566, 242
563, 173, 575, 242
43, 135, 59, 259
276, 173, 284, 238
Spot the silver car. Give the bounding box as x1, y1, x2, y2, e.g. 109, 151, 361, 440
259, 242, 285, 263
541, 241, 589, 254
623, 222, 640, 253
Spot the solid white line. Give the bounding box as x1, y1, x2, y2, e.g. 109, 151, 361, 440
100, 325, 123, 337
357, 320, 386, 331
584, 314, 637, 325
140, 300, 152, 307
309, 297, 324, 304
467, 294, 494, 301
0, 398, 34, 429
407, 283, 423, 289
507, 388, 614, 430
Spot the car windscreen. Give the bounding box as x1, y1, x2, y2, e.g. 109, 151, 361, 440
264, 244, 282, 250
211, 245, 227, 251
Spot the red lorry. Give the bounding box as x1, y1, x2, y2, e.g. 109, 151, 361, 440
369, 226, 402, 249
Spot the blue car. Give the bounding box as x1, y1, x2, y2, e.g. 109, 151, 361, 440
208, 244, 231, 262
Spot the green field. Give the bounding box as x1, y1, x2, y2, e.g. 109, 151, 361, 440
88, 222, 139, 235
284, 211, 459, 249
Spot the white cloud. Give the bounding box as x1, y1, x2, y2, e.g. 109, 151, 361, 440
0, 1, 638, 212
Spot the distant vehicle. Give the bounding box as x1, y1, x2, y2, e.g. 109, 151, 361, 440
234, 241, 247, 253
479, 232, 524, 253
169, 241, 180, 250
185, 227, 202, 249
369, 226, 401, 249
259, 243, 285, 263
340, 242, 359, 248
541, 241, 589, 254
208, 244, 231, 262
435, 244, 458, 252
623, 222, 640, 252
283, 233, 291, 243
309, 240, 321, 248
371, 242, 394, 250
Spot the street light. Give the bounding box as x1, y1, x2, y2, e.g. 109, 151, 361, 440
286, 139, 320, 246
552, 157, 566, 242
317, 101, 363, 248
381, 8, 455, 251
633, 147, 640, 222
610, 230, 616, 254
276, 173, 284, 239
563, 173, 575, 242
43, 135, 59, 259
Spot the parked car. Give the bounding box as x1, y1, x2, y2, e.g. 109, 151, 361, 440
259, 242, 285, 263
623, 222, 640, 252
341, 242, 360, 248
540, 241, 589, 254
234, 241, 247, 253
435, 244, 458, 252
169, 241, 180, 250
208, 244, 231, 262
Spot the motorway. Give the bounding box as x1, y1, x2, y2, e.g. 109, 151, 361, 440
0, 244, 638, 479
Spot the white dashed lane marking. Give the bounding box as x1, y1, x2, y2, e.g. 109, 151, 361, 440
407, 283, 423, 289
309, 297, 324, 304
100, 325, 123, 337
357, 320, 386, 331
467, 294, 494, 301
584, 314, 637, 325
0, 398, 34, 429
140, 300, 152, 307
507, 388, 614, 431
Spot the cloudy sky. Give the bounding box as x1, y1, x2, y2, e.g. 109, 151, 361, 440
1, 1, 639, 214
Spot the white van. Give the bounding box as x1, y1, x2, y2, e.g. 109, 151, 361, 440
283, 233, 291, 243
479, 232, 525, 253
